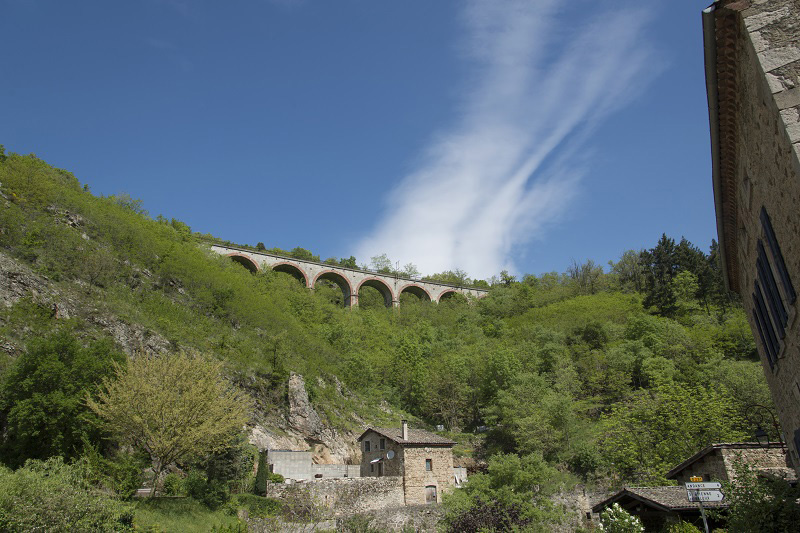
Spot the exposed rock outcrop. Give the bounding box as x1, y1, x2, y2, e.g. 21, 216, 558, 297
288, 372, 323, 437
248, 372, 361, 465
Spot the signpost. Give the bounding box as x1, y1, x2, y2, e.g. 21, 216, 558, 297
685, 478, 724, 533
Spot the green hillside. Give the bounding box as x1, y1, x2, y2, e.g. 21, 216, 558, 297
0, 149, 773, 529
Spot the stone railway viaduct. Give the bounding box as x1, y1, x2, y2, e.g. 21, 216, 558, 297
210, 244, 489, 307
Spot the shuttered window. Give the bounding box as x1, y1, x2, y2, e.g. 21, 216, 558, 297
751, 207, 796, 369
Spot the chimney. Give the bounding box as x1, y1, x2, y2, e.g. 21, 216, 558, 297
402, 420, 408, 441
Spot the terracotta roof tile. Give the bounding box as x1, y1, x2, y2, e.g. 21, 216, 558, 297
592, 485, 728, 514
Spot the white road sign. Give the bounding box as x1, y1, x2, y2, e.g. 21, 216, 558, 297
687, 489, 725, 502
685, 482, 722, 490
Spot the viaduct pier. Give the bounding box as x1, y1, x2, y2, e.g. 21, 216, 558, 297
210, 244, 489, 307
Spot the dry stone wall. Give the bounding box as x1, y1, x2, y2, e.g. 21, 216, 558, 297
267, 477, 404, 515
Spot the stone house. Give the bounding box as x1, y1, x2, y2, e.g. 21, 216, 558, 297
592, 442, 794, 530
703, 0, 800, 470
357, 420, 457, 505
666, 442, 793, 484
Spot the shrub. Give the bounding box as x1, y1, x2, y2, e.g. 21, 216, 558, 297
232, 493, 282, 518
0, 457, 133, 532
599, 503, 644, 533
185, 470, 230, 509
162, 473, 184, 496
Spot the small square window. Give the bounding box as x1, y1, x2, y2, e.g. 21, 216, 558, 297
364, 441, 371, 452
425, 459, 432, 471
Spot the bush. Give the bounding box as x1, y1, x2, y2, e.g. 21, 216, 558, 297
162, 473, 184, 496
231, 493, 282, 518
185, 470, 230, 509
0, 457, 133, 532
721, 461, 800, 532
253, 450, 268, 495
664, 522, 702, 533
599, 503, 644, 532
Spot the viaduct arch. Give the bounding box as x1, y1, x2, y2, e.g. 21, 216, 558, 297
212, 244, 488, 308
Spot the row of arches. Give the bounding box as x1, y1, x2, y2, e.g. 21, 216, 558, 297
227, 253, 461, 307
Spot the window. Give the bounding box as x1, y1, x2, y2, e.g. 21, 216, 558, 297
364, 440, 371, 452
370, 464, 374, 473
752, 207, 796, 369
379, 438, 385, 450
425, 459, 432, 471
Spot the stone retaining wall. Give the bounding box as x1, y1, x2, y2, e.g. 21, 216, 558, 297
267, 476, 405, 515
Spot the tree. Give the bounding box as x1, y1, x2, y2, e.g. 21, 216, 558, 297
641, 234, 679, 315
339, 256, 358, 269
722, 460, 800, 532
369, 253, 393, 273
441, 453, 565, 532
0, 332, 124, 468
88, 351, 250, 496
567, 259, 604, 294
608, 250, 645, 293
400, 262, 421, 278
253, 451, 269, 495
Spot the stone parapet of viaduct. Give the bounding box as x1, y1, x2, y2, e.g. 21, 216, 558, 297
209, 244, 489, 307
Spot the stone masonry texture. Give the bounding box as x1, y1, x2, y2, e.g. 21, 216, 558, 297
712, 0, 800, 470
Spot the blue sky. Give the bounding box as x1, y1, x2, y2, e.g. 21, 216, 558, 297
1, 0, 715, 280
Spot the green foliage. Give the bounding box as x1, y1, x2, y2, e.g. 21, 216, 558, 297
0, 456, 134, 532
598, 503, 644, 532
184, 470, 230, 509
720, 461, 800, 532
441, 453, 566, 532
162, 473, 184, 496
664, 522, 702, 533
87, 352, 251, 495
0, 152, 772, 496
230, 493, 281, 518
600, 383, 748, 482
133, 497, 241, 532
0, 331, 125, 467
81, 441, 149, 500
253, 451, 269, 495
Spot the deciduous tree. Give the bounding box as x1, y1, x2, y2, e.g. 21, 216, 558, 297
88, 351, 250, 496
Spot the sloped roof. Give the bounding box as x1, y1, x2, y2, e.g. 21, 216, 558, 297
666, 442, 786, 479
592, 486, 728, 514
357, 427, 456, 447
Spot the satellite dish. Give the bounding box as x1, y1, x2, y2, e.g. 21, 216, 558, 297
386, 450, 395, 460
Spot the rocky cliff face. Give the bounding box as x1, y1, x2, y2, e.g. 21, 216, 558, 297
1, 249, 361, 465
0, 250, 170, 357
248, 372, 361, 464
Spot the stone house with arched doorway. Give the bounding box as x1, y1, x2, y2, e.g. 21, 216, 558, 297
358, 421, 458, 505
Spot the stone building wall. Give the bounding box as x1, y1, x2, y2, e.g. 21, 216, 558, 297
267, 477, 405, 515
723, 0, 800, 468
721, 447, 791, 479
402, 446, 454, 505
671, 452, 729, 484
311, 464, 360, 478
360, 431, 405, 477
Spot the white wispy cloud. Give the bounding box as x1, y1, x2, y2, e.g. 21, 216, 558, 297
355, 0, 658, 279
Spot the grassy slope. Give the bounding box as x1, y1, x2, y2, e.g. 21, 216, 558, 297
0, 152, 773, 486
